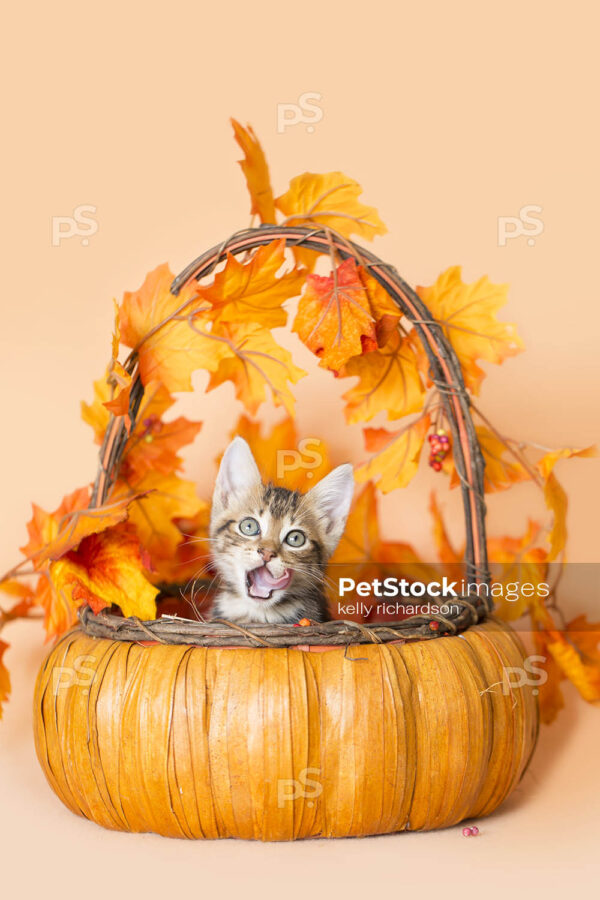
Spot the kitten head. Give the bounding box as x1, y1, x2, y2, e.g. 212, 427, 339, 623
209, 437, 354, 621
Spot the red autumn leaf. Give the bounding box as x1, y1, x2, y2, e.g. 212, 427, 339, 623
49, 525, 159, 620
293, 258, 377, 371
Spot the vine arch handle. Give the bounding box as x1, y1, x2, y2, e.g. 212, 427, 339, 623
92, 225, 489, 591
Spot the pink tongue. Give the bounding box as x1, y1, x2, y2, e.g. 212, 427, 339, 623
247, 565, 292, 599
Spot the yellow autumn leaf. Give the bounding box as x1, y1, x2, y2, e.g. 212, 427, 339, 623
416, 266, 524, 394
448, 426, 529, 493
231, 415, 332, 491
200, 240, 305, 329
207, 322, 306, 415
535, 445, 596, 560
487, 520, 549, 620
547, 634, 600, 704
356, 415, 430, 493
340, 330, 425, 424
275, 172, 387, 242
533, 629, 566, 724
111, 471, 206, 571
118, 263, 231, 392
231, 119, 277, 223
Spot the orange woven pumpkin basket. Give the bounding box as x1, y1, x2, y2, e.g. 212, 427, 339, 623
33, 226, 539, 840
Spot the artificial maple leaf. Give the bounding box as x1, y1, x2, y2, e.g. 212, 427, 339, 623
231, 414, 332, 491
356, 415, 431, 493
155, 505, 213, 586
102, 360, 133, 420
49, 525, 158, 621
207, 322, 306, 415
122, 414, 202, 480
447, 426, 529, 494
293, 258, 377, 371
82, 371, 174, 445
118, 263, 231, 392
20, 489, 148, 569
20, 487, 91, 565
546, 630, 600, 704
0, 640, 10, 721
275, 172, 387, 242
416, 266, 524, 394
200, 240, 305, 329
535, 445, 597, 560
327, 483, 381, 620
428, 493, 463, 581
231, 119, 277, 224
533, 628, 566, 724
487, 520, 549, 620
340, 330, 425, 424
358, 266, 403, 348
111, 471, 206, 571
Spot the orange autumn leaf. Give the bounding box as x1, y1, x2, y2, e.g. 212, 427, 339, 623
487, 520, 549, 621
447, 426, 529, 493
535, 445, 597, 560
0, 640, 10, 721
293, 258, 377, 371
231, 415, 332, 491
331, 482, 379, 566
207, 322, 306, 415
83, 376, 174, 445
416, 266, 524, 394
122, 414, 202, 480
118, 263, 230, 392
102, 360, 133, 420
536, 445, 597, 479
358, 266, 402, 348
533, 629, 565, 725
546, 632, 600, 704
275, 172, 387, 242
49, 525, 158, 621
356, 415, 431, 493
21, 491, 147, 568
111, 471, 206, 572
231, 119, 276, 224
200, 240, 305, 329
155, 505, 213, 586
429, 493, 463, 580
340, 330, 425, 424
20, 487, 91, 565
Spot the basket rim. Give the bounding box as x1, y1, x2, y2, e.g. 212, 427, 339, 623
78, 597, 486, 648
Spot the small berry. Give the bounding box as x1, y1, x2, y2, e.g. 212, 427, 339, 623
298, 618, 311, 627
429, 621, 440, 631
462, 827, 473, 837
432, 461, 442, 471
470, 825, 479, 835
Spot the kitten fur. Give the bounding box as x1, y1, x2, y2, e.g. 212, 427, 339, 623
209, 437, 354, 624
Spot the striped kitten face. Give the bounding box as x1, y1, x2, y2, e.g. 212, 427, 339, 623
209, 437, 354, 624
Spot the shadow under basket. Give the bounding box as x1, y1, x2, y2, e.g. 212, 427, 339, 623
32, 226, 539, 840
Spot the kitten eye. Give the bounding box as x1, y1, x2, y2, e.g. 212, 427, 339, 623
285, 529, 306, 548
239, 517, 260, 536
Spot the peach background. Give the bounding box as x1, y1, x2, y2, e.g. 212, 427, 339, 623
1, 0, 599, 896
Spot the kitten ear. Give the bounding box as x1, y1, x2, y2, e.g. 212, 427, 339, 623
306, 464, 354, 556
213, 437, 261, 511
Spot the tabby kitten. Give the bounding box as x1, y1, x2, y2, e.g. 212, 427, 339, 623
209, 437, 354, 624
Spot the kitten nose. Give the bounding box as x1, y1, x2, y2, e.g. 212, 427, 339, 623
258, 548, 275, 562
